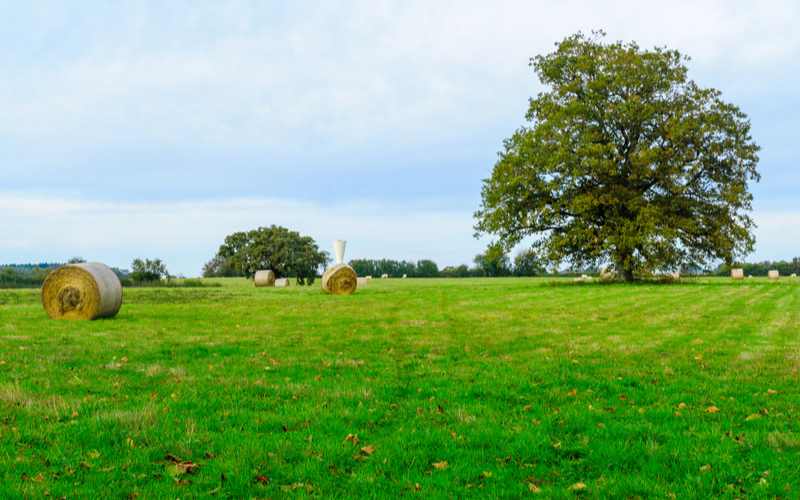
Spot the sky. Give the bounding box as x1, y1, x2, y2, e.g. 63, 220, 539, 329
1, 0, 799, 276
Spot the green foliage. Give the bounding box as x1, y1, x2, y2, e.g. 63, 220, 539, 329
439, 264, 470, 278
202, 253, 240, 278
67, 256, 86, 264
475, 31, 761, 282
348, 258, 418, 278
473, 243, 512, 277
415, 259, 439, 278
513, 249, 546, 277
216, 225, 326, 285
128, 258, 170, 284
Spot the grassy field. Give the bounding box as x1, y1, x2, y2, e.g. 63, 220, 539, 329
1, 277, 798, 499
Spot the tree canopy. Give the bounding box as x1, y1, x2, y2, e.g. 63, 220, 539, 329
213, 225, 327, 285
474, 31, 760, 281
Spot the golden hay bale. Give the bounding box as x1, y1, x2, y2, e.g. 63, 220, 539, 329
274, 278, 290, 287
731, 268, 744, 280
768, 270, 779, 281
792, 273, 797, 278
402, 274, 407, 279
254, 270, 275, 287
600, 267, 615, 282
357, 277, 367, 285
381, 274, 388, 279
366, 275, 372, 280
322, 263, 357, 295
668, 272, 680, 281
41, 262, 122, 320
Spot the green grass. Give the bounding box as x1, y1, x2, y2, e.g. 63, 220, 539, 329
1, 277, 798, 499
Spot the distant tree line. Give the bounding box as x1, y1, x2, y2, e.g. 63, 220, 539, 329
714, 258, 800, 277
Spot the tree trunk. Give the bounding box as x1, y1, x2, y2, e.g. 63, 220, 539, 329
615, 256, 635, 283
620, 268, 635, 283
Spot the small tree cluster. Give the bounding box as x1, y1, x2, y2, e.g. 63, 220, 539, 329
208, 225, 327, 286
129, 258, 170, 283
348, 259, 439, 278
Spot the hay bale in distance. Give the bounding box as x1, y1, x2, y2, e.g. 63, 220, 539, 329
768, 270, 779, 281
402, 274, 407, 279
381, 274, 388, 279
366, 275, 372, 280
600, 267, 615, 282
254, 270, 276, 287
573, 277, 583, 283
322, 263, 357, 295
791, 273, 797, 278
41, 262, 122, 320
274, 278, 290, 287
731, 268, 744, 280
668, 272, 680, 281
357, 277, 367, 286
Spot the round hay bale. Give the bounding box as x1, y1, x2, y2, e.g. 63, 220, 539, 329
254, 270, 275, 287
274, 278, 290, 287
381, 274, 388, 279
322, 263, 357, 295
357, 277, 367, 286
668, 271, 680, 281
41, 262, 122, 320
731, 268, 744, 280
600, 267, 615, 282
768, 270, 779, 281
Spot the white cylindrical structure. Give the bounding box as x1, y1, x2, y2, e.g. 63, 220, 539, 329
333, 240, 347, 264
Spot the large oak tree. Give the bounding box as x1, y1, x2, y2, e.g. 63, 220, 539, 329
474, 32, 760, 281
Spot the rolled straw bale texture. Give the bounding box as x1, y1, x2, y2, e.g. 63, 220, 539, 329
668, 272, 680, 281
792, 274, 797, 278
381, 274, 388, 279
41, 262, 122, 320
254, 270, 275, 287
322, 263, 357, 295
731, 268, 744, 280
357, 277, 367, 285
274, 278, 290, 287
402, 274, 407, 279
600, 267, 615, 282
768, 270, 779, 281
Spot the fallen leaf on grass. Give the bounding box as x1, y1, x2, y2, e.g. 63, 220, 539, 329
433, 461, 448, 470
746, 414, 761, 421
343, 434, 359, 446
705, 406, 721, 413
522, 405, 532, 412
678, 403, 687, 409
177, 462, 200, 475
767, 389, 778, 395
481, 472, 492, 478
570, 482, 587, 491
253, 475, 270, 484
529, 483, 541, 493
567, 389, 577, 397
360, 445, 375, 456
699, 464, 712, 473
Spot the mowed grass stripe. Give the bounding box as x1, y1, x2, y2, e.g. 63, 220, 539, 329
1, 278, 799, 498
